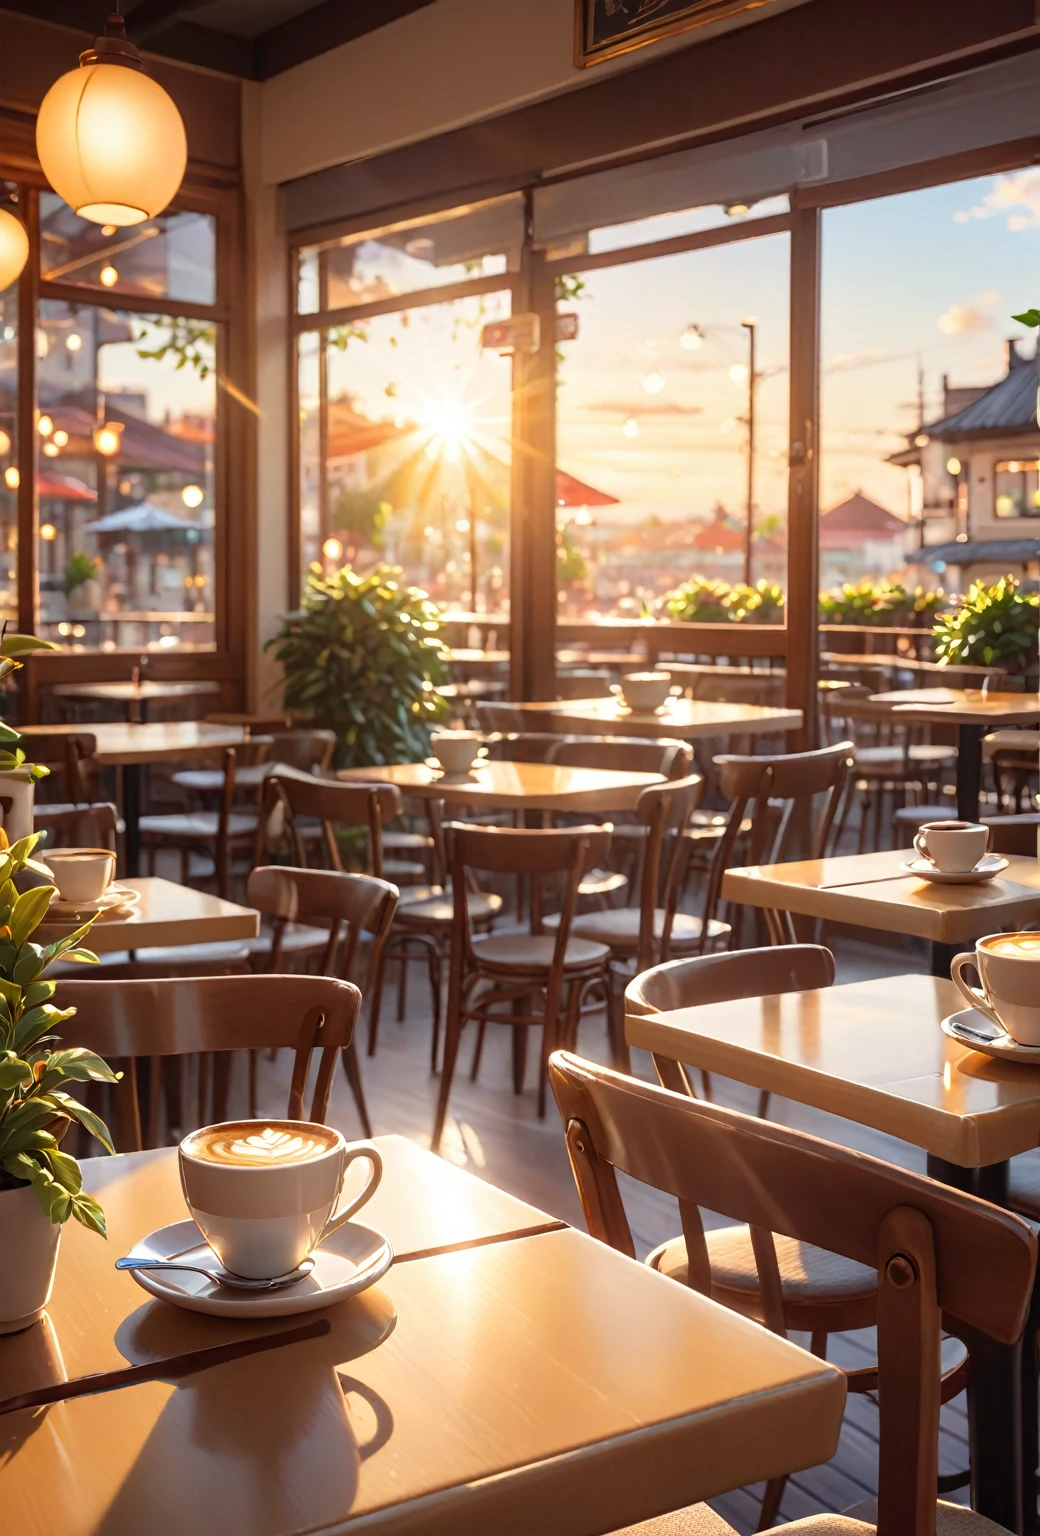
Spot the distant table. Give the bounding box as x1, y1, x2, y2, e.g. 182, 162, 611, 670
24, 721, 257, 875
506, 695, 802, 741
627, 971, 1040, 1532
0, 1137, 844, 1536
721, 847, 1040, 972
339, 758, 663, 812
50, 680, 220, 722
35, 876, 259, 955
863, 690, 1040, 820
444, 648, 510, 669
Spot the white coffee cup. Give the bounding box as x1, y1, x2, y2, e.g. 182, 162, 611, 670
42, 846, 116, 904
619, 671, 673, 712
179, 1120, 382, 1279
430, 730, 481, 774
951, 933, 1040, 1046
913, 820, 989, 874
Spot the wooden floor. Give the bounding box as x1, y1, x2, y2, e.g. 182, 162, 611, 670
244, 920, 972, 1535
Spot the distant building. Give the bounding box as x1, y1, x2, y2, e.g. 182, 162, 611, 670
890, 340, 1040, 586
819, 492, 907, 586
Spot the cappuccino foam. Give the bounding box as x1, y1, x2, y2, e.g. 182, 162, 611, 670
185, 1121, 338, 1167
982, 935, 1040, 960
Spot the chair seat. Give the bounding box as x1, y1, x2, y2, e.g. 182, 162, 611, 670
140, 811, 258, 840
542, 907, 730, 950
647, 1225, 876, 1330
579, 867, 628, 899
382, 830, 435, 852
471, 931, 609, 972
608, 1501, 739, 1536
892, 803, 957, 830
397, 886, 502, 927
984, 729, 1040, 759
1008, 1150, 1040, 1220
784, 1502, 1010, 1536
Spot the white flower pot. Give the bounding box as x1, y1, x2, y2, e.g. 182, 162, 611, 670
0, 767, 34, 844
0, 1181, 61, 1334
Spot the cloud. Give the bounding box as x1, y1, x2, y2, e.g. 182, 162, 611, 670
937, 291, 998, 335
953, 170, 1040, 231
583, 400, 704, 416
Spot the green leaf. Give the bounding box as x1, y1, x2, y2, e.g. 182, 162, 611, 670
9, 885, 56, 947
43, 1147, 82, 1193
38, 1047, 119, 1086
70, 1190, 106, 1237
48, 1092, 116, 1155
1012, 309, 1040, 327
0, 1054, 31, 1089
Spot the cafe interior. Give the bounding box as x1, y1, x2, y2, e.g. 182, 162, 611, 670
4, 3, 1040, 1535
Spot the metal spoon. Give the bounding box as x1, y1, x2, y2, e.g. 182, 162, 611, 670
116, 1255, 316, 1291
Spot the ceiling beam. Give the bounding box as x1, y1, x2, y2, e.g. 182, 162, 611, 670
125, 0, 215, 44
255, 0, 436, 79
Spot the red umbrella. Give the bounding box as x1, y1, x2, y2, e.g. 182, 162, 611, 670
555, 468, 619, 508
38, 469, 97, 502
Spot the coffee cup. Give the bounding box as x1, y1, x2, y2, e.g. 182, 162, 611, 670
42, 846, 116, 905
430, 730, 481, 775
179, 1119, 382, 1279
913, 820, 989, 874
951, 933, 1040, 1046
619, 671, 673, 712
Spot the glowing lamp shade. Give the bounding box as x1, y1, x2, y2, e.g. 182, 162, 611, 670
0, 208, 28, 292
94, 422, 123, 457
35, 20, 186, 228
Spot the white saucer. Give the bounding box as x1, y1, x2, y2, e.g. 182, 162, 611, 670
900, 855, 1008, 885
423, 756, 485, 781
941, 1008, 1040, 1063
45, 884, 142, 923
121, 1219, 393, 1318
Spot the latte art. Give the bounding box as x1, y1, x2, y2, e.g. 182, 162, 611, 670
186, 1121, 338, 1167
983, 935, 1040, 959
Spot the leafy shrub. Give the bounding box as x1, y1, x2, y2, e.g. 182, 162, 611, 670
726, 580, 785, 623
819, 579, 910, 626
266, 565, 449, 768
64, 550, 99, 599
933, 576, 1039, 671
664, 576, 733, 623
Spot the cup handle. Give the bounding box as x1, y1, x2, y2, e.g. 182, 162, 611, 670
913, 830, 930, 862
950, 952, 1003, 1029
320, 1143, 383, 1243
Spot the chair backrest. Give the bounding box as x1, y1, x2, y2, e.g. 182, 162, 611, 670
554, 671, 613, 700
246, 865, 398, 982
982, 812, 1040, 857
628, 774, 704, 970
57, 973, 359, 1152
265, 728, 337, 773
701, 741, 855, 945
475, 704, 528, 733
549, 736, 694, 779
34, 801, 120, 855
206, 711, 299, 734
548, 1050, 1037, 1536
626, 943, 835, 1017
688, 672, 785, 706
266, 772, 403, 875
485, 731, 565, 763
18, 730, 96, 804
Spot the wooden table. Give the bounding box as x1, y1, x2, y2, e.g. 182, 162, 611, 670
24, 722, 256, 875
627, 972, 1040, 1533
865, 689, 1040, 821
50, 680, 221, 722
0, 1135, 845, 1536
35, 877, 260, 955
338, 759, 664, 812
722, 848, 1040, 974
444, 648, 510, 669
505, 696, 803, 742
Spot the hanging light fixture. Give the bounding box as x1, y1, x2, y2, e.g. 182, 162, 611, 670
0, 196, 28, 292
35, 8, 186, 228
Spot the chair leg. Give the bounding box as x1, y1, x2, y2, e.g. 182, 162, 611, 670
756, 1087, 772, 1119
428, 945, 442, 1074
366, 943, 388, 1057
431, 988, 464, 1153
757, 1477, 788, 1531
396, 950, 408, 1022
605, 974, 631, 1074
512, 1019, 528, 1095
341, 1043, 372, 1138
469, 1020, 487, 1081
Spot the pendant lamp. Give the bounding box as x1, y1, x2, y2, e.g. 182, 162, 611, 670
35, 10, 187, 228
0, 205, 28, 292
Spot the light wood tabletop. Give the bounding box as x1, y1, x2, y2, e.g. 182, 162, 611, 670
506, 695, 803, 740
869, 687, 1040, 725
22, 720, 253, 765
35, 877, 260, 954
338, 758, 664, 812
721, 848, 1040, 944
0, 1137, 845, 1536
50, 682, 221, 704
627, 972, 1040, 1168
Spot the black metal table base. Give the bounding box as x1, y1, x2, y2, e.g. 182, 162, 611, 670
123, 762, 143, 878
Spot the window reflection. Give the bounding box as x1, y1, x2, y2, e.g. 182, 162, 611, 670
39, 194, 217, 306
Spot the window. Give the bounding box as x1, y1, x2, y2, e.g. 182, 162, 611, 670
0, 204, 18, 627
995, 460, 1040, 518
39, 195, 216, 305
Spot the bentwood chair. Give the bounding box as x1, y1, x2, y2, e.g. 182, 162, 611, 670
549, 1051, 1034, 1536
18, 730, 97, 804
244, 865, 398, 1136
57, 973, 359, 1153
431, 822, 612, 1150
140, 747, 259, 897
34, 800, 120, 854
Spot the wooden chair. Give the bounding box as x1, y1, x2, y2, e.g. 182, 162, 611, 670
981, 812, 1040, 858
140, 748, 259, 897
18, 729, 97, 804
549, 1050, 1035, 1536
57, 973, 358, 1153
554, 670, 613, 699
432, 821, 612, 1150
245, 865, 399, 1137
700, 742, 855, 948
475, 704, 532, 733
542, 775, 705, 1068
627, 944, 836, 1112
34, 800, 120, 854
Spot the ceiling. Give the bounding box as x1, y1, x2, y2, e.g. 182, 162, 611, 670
0, 0, 438, 79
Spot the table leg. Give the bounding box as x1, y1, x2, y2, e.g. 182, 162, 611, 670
957, 724, 986, 822
927, 1153, 1030, 1534
123, 762, 143, 878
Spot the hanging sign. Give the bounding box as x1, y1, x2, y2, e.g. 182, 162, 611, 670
480, 314, 541, 355
557, 313, 580, 342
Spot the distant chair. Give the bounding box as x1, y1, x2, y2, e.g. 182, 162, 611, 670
18, 730, 97, 804
140, 747, 259, 897
34, 800, 120, 855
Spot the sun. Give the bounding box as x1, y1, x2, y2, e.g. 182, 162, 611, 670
422, 396, 473, 458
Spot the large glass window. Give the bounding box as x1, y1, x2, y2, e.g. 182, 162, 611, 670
39, 195, 216, 306
994, 460, 1040, 518
554, 233, 790, 619
0, 192, 18, 627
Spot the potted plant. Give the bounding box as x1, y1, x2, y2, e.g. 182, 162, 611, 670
65, 550, 102, 613
266, 564, 448, 768
0, 828, 114, 1334
933, 575, 1039, 681
663, 575, 733, 623
726, 580, 785, 623
0, 627, 61, 841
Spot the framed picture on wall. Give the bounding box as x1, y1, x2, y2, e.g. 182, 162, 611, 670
574, 0, 797, 68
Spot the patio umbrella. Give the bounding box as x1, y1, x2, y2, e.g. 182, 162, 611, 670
83, 501, 202, 534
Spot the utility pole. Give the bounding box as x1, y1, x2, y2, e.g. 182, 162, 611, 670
742, 317, 757, 586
